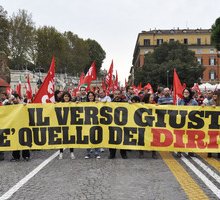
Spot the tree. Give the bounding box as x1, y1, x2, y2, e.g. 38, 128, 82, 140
2, 7, 106, 77
63, 31, 90, 76
0, 6, 9, 54
134, 41, 204, 90
85, 39, 106, 75
36, 29, 105, 76
36, 26, 67, 72
8, 9, 36, 70
211, 17, 220, 51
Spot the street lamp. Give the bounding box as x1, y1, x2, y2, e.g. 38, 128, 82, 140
166, 70, 169, 88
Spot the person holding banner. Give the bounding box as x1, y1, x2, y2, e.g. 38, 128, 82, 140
10, 94, 30, 161
78, 86, 87, 102
84, 91, 101, 159
59, 91, 75, 160
72, 91, 81, 102
0, 92, 8, 161
98, 89, 111, 103
125, 86, 135, 102
176, 88, 198, 158
109, 89, 127, 159
157, 88, 173, 105
202, 90, 215, 106
140, 93, 158, 159
213, 90, 220, 158
206, 90, 220, 158
54, 90, 63, 103
98, 89, 111, 153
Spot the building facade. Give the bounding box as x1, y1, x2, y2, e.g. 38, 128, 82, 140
132, 28, 220, 84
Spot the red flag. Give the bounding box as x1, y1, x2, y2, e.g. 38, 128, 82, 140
113, 70, 119, 90
6, 86, 12, 95
16, 75, 22, 97
79, 72, 85, 86
173, 68, 185, 105
16, 84, 21, 97
101, 79, 106, 90
26, 74, 32, 101
82, 61, 97, 85
105, 60, 113, 88
16, 74, 22, 97
133, 85, 139, 95
72, 87, 78, 97
144, 83, 154, 94
191, 83, 201, 96
33, 56, 55, 103
137, 82, 142, 91
77, 72, 85, 90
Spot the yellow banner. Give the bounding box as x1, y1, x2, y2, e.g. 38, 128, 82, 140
0, 103, 219, 152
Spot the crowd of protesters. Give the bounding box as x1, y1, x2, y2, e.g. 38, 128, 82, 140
0, 84, 220, 161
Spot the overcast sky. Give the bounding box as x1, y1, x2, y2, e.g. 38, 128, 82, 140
1, 0, 220, 83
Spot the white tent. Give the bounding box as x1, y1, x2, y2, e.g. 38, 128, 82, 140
199, 83, 220, 91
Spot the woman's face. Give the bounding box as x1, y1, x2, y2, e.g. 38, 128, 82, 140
149, 94, 154, 103
213, 94, 217, 100
58, 91, 63, 98
183, 89, 190, 98
88, 93, 95, 101
63, 94, 70, 102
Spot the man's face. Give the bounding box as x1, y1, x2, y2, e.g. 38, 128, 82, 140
163, 88, 170, 96
114, 90, 121, 99
128, 87, 134, 94
76, 91, 80, 97
213, 94, 217, 100
80, 87, 86, 96
207, 90, 213, 98
0, 93, 7, 101
99, 90, 106, 98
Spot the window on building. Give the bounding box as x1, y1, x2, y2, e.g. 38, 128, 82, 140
184, 38, 188, 44
157, 39, 163, 45
197, 57, 203, 65
144, 39, 150, 46
197, 38, 201, 45
209, 70, 216, 80
169, 39, 174, 43
209, 57, 216, 65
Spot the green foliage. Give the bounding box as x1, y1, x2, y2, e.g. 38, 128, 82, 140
85, 39, 106, 75
0, 6, 9, 54
1, 6, 106, 76
134, 41, 204, 90
211, 17, 220, 51
36, 26, 67, 72
63, 31, 90, 76
8, 9, 36, 70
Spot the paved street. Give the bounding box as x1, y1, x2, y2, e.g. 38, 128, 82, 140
0, 149, 219, 200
